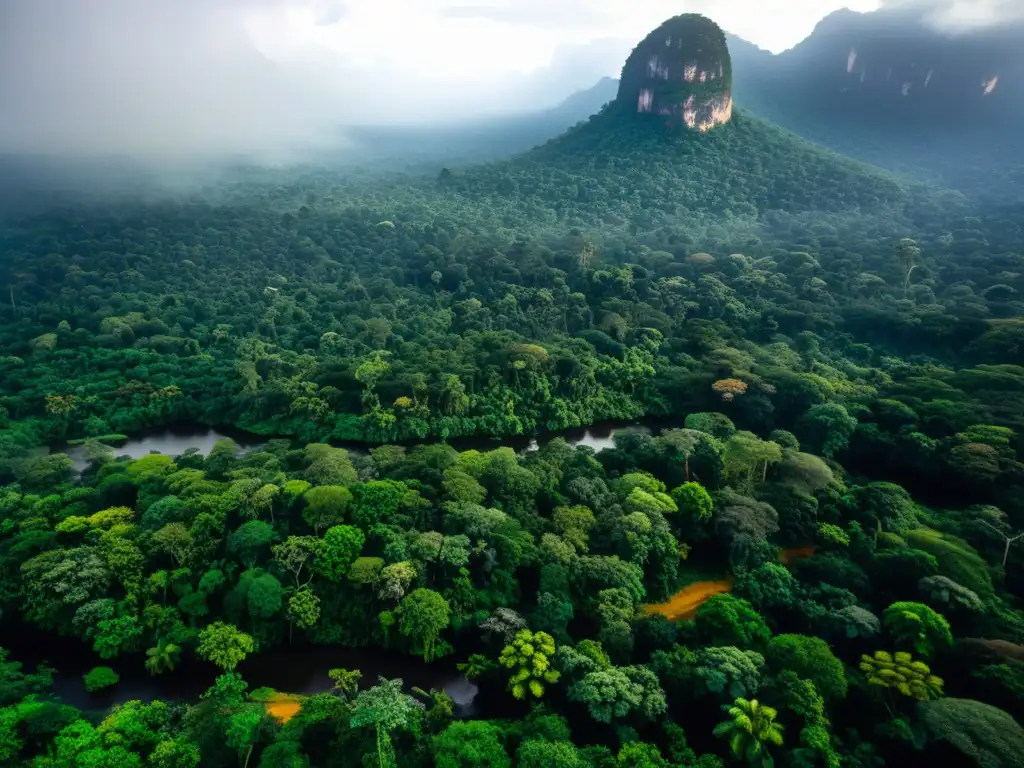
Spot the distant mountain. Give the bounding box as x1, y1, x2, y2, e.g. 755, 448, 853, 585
438, 18, 966, 242
345, 7, 1023, 200
724, 9, 1024, 200
544, 77, 618, 124
342, 79, 619, 170
753, 8, 1024, 124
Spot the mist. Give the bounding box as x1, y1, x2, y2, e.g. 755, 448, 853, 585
3, 0, 1022, 167
0, 1, 347, 160
880, 0, 1024, 31
0, 0, 623, 164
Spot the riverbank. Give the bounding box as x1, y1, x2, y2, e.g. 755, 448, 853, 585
0, 621, 481, 719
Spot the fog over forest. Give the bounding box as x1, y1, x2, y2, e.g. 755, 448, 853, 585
1, 4, 1023, 768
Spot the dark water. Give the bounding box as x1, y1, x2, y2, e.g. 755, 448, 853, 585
0, 622, 483, 717
43, 418, 664, 715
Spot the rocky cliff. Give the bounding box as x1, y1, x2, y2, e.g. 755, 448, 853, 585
732, 9, 1024, 128
617, 14, 732, 132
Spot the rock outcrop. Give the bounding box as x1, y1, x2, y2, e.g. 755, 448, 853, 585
617, 14, 733, 132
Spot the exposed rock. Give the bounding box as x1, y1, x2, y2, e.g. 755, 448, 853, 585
617, 14, 733, 132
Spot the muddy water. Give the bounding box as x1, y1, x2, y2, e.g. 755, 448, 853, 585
641, 545, 817, 621
641, 578, 734, 621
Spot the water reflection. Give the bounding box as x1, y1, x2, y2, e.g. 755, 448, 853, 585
63, 421, 656, 472
64, 425, 269, 473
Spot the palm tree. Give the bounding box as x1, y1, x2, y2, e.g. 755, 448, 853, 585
713, 698, 784, 768
145, 639, 181, 675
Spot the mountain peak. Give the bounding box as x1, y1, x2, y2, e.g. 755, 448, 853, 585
616, 14, 733, 132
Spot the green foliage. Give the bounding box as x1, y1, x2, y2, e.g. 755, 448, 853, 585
713, 698, 784, 768
671, 482, 714, 522
798, 404, 857, 458
695, 594, 772, 650
0, 45, 1022, 766
316, 525, 365, 582
498, 630, 560, 700
568, 663, 667, 724
918, 576, 983, 613
82, 666, 119, 692
817, 524, 849, 547
859, 650, 944, 701
692, 646, 765, 700
766, 635, 847, 702
197, 622, 255, 670
903, 529, 994, 599
433, 721, 510, 768
685, 413, 736, 442
517, 739, 587, 768
300, 486, 352, 534
918, 698, 1024, 768
145, 639, 182, 676
398, 588, 451, 661
882, 602, 953, 658
350, 677, 422, 768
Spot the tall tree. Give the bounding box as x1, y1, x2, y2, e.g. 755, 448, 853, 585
350, 678, 422, 768
397, 588, 451, 662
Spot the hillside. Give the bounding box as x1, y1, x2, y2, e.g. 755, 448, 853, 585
437, 104, 966, 236
725, 9, 1024, 200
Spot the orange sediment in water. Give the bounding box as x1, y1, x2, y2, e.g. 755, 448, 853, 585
641, 545, 816, 621
641, 578, 734, 621
264, 695, 303, 723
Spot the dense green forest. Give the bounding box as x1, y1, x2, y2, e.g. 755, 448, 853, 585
2, 21, 1024, 766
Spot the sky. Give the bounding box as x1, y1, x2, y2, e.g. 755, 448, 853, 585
0, 0, 1020, 158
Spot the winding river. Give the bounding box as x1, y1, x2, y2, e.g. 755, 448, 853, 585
44, 420, 663, 717
63, 421, 657, 473
0, 620, 484, 719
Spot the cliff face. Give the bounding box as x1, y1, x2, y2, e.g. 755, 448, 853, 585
732, 9, 1024, 128
617, 14, 733, 132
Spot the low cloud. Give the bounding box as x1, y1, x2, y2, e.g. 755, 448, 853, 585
439, 1, 614, 29
0, 0, 348, 159
0, 0, 632, 159
880, 0, 1024, 31
4, 0, 1016, 162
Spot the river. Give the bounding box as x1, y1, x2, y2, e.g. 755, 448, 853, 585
63, 420, 658, 472
1, 620, 485, 718
45, 419, 663, 717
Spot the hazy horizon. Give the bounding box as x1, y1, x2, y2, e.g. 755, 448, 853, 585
2, 0, 1023, 163
2, 0, 1024, 162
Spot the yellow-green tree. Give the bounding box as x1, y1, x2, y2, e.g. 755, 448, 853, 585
859, 650, 944, 701
498, 630, 560, 700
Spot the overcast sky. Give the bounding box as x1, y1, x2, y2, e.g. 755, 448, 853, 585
0, 0, 1020, 157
